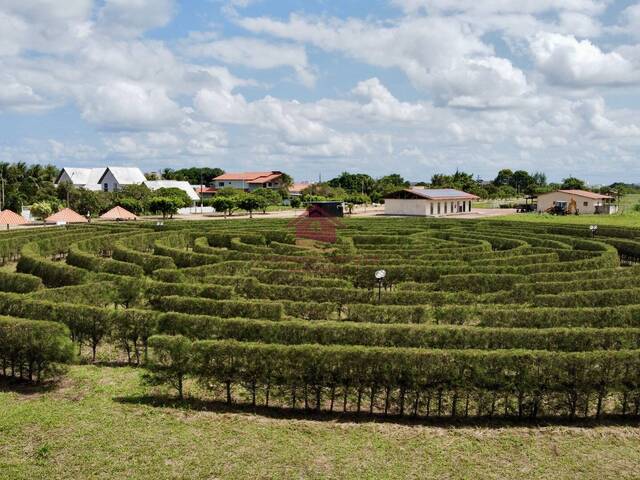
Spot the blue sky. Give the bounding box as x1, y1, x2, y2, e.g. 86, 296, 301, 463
1, 0, 640, 184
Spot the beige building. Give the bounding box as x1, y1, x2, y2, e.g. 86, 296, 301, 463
536, 189, 618, 215
384, 188, 479, 216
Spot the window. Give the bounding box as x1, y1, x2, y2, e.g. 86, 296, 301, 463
444, 202, 447, 214
430, 203, 434, 215
583, 201, 589, 207
103, 183, 108, 192
437, 202, 441, 214
451, 201, 454, 212
219, 182, 224, 187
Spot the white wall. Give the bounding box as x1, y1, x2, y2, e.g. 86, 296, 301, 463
537, 192, 610, 214
100, 170, 120, 192
385, 199, 472, 216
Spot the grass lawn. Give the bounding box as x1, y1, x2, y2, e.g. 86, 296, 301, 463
491, 194, 640, 228
2, 365, 640, 479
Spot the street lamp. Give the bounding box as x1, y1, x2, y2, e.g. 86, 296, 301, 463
375, 269, 386, 302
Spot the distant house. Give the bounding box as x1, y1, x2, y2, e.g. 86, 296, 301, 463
144, 180, 200, 205
193, 185, 217, 200
56, 168, 105, 191
289, 182, 313, 197
57, 167, 146, 192
537, 190, 618, 214
384, 188, 479, 216
98, 167, 146, 192
213, 171, 284, 191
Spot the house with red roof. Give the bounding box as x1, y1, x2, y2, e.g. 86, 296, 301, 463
537, 190, 618, 214
212, 171, 284, 191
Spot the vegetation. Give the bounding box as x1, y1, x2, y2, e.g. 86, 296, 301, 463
3, 215, 640, 476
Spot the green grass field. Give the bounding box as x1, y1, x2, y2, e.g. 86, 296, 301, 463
495, 194, 640, 227
1, 365, 640, 480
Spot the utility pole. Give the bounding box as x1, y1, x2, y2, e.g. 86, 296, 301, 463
200, 171, 204, 215
0, 176, 4, 211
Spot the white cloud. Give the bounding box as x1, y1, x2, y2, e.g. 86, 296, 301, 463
80, 81, 183, 129
97, 0, 175, 37
531, 32, 639, 87
181, 36, 315, 87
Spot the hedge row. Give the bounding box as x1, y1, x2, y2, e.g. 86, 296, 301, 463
0, 316, 74, 381
148, 337, 640, 417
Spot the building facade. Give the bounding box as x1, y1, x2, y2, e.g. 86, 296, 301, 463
536, 190, 618, 214
213, 171, 284, 191
384, 188, 479, 216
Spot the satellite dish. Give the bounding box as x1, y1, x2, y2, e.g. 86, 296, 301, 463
375, 269, 386, 279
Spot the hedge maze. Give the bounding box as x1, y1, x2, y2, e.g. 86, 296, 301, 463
4, 217, 640, 420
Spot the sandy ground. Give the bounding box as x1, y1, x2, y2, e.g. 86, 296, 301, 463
1, 206, 518, 230
173, 206, 518, 221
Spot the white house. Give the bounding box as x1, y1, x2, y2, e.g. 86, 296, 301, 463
57, 166, 147, 192
144, 180, 200, 204
56, 168, 105, 191
536, 190, 618, 214
98, 167, 146, 192
384, 188, 479, 216
212, 171, 284, 191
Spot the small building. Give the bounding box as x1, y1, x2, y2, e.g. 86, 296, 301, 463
57, 166, 147, 192
144, 180, 200, 205
0, 209, 27, 230
45, 208, 88, 224
213, 171, 284, 191
384, 188, 479, 216
306, 201, 344, 217
100, 206, 138, 221
193, 186, 217, 200
98, 167, 147, 192
56, 168, 105, 191
289, 182, 312, 197
537, 190, 618, 214
288, 205, 343, 243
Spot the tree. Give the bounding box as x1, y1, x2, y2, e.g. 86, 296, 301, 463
494, 169, 513, 187
30, 201, 53, 221
146, 197, 180, 219
146, 336, 192, 399
162, 167, 225, 185
209, 195, 238, 218
561, 177, 587, 190
252, 188, 282, 213
75, 189, 111, 217
510, 170, 534, 195
328, 172, 376, 195
238, 194, 266, 219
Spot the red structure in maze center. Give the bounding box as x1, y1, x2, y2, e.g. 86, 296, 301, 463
288, 204, 344, 243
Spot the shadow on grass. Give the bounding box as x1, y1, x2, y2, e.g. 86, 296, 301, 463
0, 376, 59, 395
113, 394, 640, 429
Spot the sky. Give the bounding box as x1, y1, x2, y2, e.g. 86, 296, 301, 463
1, 1, 640, 184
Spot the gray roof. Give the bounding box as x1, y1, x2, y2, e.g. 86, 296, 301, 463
58, 167, 105, 186
99, 166, 146, 185
386, 188, 479, 200
144, 180, 200, 201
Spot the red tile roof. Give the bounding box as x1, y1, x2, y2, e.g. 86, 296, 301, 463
45, 208, 88, 224
0, 209, 27, 225
556, 189, 614, 200
195, 186, 217, 194
289, 182, 312, 193
100, 206, 138, 221
214, 171, 283, 183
